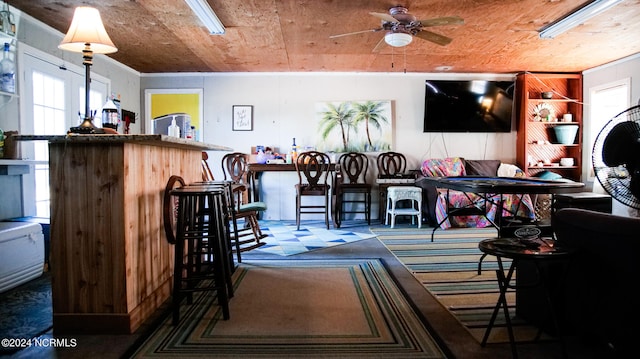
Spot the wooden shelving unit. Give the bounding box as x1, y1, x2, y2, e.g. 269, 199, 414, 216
516, 72, 583, 181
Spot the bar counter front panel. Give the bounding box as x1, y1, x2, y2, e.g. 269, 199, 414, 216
16, 135, 232, 334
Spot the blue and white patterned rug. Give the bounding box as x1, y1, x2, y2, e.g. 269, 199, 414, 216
254, 220, 376, 256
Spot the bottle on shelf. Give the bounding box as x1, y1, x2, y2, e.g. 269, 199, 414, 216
1, 5, 15, 36
1, 42, 15, 94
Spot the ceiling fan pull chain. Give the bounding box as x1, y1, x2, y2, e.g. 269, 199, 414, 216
403, 47, 407, 73
391, 46, 395, 69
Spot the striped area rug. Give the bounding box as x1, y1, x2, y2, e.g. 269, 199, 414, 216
127, 259, 446, 358
371, 225, 550, 344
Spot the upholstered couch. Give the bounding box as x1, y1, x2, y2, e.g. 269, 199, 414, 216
415, 157, 535, 227
548, 208, 640, 356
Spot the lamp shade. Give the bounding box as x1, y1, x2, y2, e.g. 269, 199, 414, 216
59, 7, 117, 54
385, 32, 413, 47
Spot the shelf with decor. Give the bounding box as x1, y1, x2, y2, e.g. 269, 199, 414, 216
516, 72, 583, 181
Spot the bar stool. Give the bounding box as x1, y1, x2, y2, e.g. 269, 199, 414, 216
189, 180, 237, 267
385, 186, 422, 228
166, 181, 234, 325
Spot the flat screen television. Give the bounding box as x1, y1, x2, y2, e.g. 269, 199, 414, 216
423, 79, 515, 132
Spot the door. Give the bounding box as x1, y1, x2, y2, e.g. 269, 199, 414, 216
19, 43, 109, 217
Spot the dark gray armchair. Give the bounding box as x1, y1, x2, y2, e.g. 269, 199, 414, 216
551, 208, 640, 357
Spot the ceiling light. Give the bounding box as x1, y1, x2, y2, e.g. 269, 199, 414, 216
385, 32, 413, 47
539, 0, 623, 39
184, 0, 225, 35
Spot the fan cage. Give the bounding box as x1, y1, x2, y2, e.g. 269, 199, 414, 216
592, 105, 640, 209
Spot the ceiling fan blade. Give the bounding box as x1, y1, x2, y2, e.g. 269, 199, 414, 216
370, 12, 398, 23
372, 36, 387, 53
418, 16, 464, 27
329, 28, 383, 39
414, 30, 453, 46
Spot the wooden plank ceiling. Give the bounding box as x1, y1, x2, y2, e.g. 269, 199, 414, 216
6, 0, 640, 74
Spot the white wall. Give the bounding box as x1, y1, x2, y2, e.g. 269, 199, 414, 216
142, 72, 518, 169
142, 72, 518, 219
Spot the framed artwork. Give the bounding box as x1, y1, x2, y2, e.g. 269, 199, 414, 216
315, 100, 393, 152
232, 105, 253, 131
144, 88, 203, 138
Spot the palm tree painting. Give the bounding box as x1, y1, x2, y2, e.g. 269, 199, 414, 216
315, 100, 392, 153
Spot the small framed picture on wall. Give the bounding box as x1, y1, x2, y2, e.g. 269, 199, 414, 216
232, 105, 253, 131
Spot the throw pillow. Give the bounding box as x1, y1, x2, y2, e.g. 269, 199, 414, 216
497, 163, 525, 178
465, 159, 501, 176
534, 170, 563, 180
421, 157, 465, 177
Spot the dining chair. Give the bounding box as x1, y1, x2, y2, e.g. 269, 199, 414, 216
376, 151, 407, 178
294, 150, 332, 230
220, 152, 267, 261
376, 151, 414, 221
334, 152, 371, 228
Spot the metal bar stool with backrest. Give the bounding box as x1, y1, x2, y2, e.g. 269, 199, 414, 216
221, 152, 268, 261
163, 175, 234, 325
334, 152, 371, 228
294, 151, 332, 230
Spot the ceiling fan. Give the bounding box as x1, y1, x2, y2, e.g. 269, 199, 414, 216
329, 6, 464, 50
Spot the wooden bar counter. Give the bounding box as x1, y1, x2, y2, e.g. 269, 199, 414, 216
16, 134, 232, 334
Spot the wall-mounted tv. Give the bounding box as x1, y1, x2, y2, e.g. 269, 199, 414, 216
423, 79, 515, 133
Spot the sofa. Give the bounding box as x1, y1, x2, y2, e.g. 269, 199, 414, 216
415, 157, 535, 227
548, 208, 640, 356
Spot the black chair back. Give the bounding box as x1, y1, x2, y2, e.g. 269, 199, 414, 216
377, 151, 407, 178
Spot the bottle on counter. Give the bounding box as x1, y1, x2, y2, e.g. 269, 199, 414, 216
256, 149, 267, 164
1, 42, 15, 93
290, 137, 298, 162
168, 119, 180, 138
186, 126, 195, 140
101, 99, 119, 130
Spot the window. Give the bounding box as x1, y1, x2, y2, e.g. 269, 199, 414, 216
588, 78, 630, 180
19, 44, 109, 217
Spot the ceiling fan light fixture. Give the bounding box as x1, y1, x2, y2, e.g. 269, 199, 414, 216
385, 32, 413, 47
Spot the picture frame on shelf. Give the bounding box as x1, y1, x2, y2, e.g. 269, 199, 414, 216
232, 105, 253, 131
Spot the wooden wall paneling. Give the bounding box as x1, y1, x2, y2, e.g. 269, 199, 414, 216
48, 138, 205, 334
